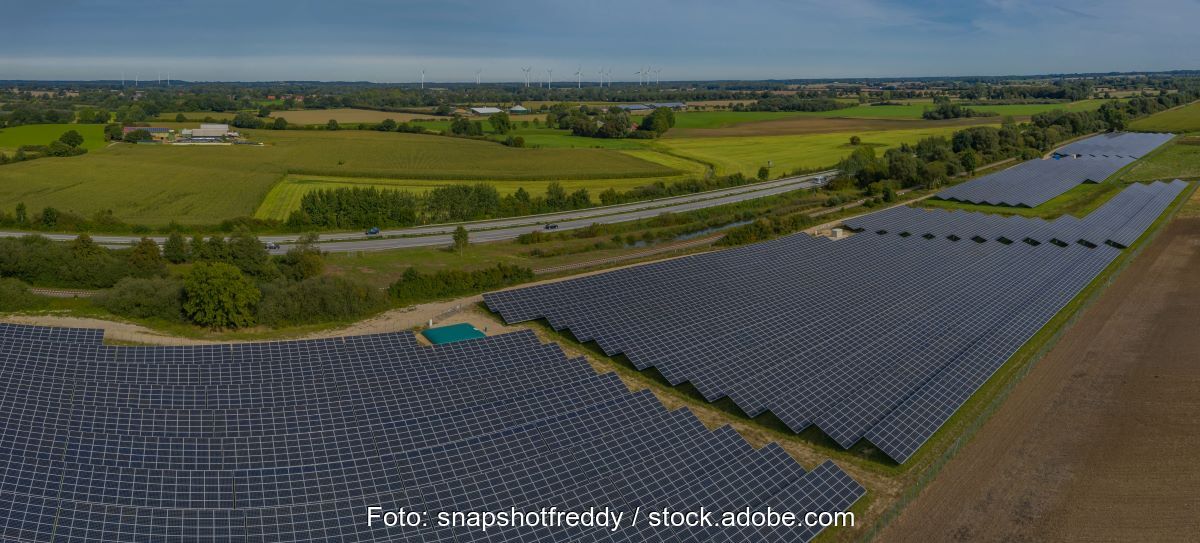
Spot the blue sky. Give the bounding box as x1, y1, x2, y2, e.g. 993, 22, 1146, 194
1, 0, 1197, 82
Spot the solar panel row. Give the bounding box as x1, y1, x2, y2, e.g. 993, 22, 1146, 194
1056, 131, 1174, 159
933, 156, 1134, 207
847, 180, 1187, 249
485, 179, 1186, 464
0, 323, 105, 345
0, 327, 864, 541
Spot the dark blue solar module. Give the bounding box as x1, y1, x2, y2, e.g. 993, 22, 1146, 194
846, 180, 1187, 250
1055, 131, 1174, 158
933, 155, 1135, 207
0, 326, 863, 541
485, 179, 1188, 464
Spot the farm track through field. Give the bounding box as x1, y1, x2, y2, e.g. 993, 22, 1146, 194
878, 217, 1200, 542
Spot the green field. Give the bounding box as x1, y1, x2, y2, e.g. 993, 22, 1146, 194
0, 129, 681, 225
668, 100, 1106, 128
652, 125, 982, 176
0, 124, 108, 152
1129, 102, 1200, 133
1116, 138, 1200, 182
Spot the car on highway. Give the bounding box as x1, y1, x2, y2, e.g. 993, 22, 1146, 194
544, 223, 559, 230
263, 241, 280, 251
365, 227, 381, 236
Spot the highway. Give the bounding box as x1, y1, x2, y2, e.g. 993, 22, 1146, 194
0, 170, 835, 254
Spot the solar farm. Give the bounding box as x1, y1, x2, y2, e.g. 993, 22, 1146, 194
484, 129, 1189, 466
0, 323, 864, 541
932, 132, 1173, 207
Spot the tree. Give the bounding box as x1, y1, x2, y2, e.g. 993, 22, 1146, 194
200, 236, 229, 261
175, 113, 187, 123
277, 233, 324, 281
104, 123, 123, 141
182, 262, 261, 328
59, 130, 84, 148
378, 118, 398, 131
326, 119, 340, 131
123, 129, 152, 143
959, 149, 978, 174
232, 111, 263, 129
488, 112, 512, 134
757, 166, 770, 181
41, 207, 59, 229
272, 117, 288, 130
163, 232, 189, 263
128, 237, 168, 278
452, 225, 469, 254
228, 230, 277, 278
14, 203, 26, 224
258, 106, 271, 118
849, 135, 862, 146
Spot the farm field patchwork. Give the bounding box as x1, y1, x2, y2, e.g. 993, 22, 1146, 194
0, 129, 680, 225
1128, 101, 1200, 133
0, 123, 107, 152
1116, 137, 1200, 182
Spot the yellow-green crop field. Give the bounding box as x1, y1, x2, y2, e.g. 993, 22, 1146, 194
1128, 102, 1200, 133
651, 125, 987, 176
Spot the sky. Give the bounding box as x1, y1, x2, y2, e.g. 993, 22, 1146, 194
1, 0, 1197, 82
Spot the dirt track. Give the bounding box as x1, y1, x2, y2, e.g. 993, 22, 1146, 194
878, 217, 1200, 542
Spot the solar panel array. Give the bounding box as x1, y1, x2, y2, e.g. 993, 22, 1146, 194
933, 156, 1135, 207
485, 180, 1188, 464
0, 327, 864, 541
847, 180, 1187, 249
1056, 131, 1174, 158
0, 323, 105, 345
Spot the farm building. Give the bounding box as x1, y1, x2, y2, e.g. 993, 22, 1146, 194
470, 107, 503, 116
617, 104, 652, 112
190, 123, 234, 138
509, 105, 529, 114
122, 126, 173, 142
650, 102, 688, 110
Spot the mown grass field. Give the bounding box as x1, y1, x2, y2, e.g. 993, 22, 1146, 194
0, 129, 680, 225
652, 125, 982, 176
0, 124, 108, 152
669, 99, 1105, 129
1128, 101, 1200, 133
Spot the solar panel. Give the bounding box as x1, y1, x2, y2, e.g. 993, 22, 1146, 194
933, 155, 1135, 207
847, 181, 1186, 250
1056, 131, 1175, 159
0, 326, 863, 541
486, 179, 1188, 463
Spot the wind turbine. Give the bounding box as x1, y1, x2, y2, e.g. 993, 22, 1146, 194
420, 68, 426, 90
634, 68, 642, 86
521, 66, 532, 87
474, 69, 482, 85
597, 68, 605, 87
575, 66, 582, 89
654, 68, 662, 86
546, 68, 554, 90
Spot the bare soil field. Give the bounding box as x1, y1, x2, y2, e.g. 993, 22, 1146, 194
879, 217, 1200, 542
669, 115, 1006, 138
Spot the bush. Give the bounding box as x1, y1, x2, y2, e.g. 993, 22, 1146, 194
257, 276, 386, 326
95, 277, 184, 321
182, 262, 261, 328
0, 278, 45, 312
388, 263, 533, 305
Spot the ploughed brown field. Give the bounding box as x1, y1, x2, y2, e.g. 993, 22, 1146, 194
879, 216, 1200, 542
